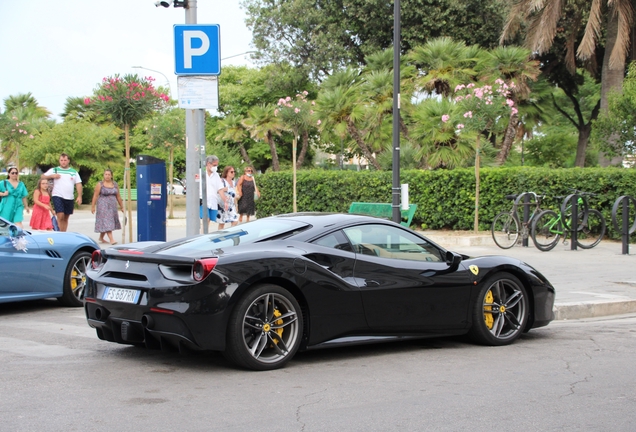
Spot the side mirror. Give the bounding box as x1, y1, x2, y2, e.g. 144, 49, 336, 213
9, 225, 24, 238
445, 251, 462, 272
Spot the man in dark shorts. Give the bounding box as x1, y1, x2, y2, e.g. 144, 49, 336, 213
41, 153, 83, 232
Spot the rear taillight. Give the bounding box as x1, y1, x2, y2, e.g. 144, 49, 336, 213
193, 258, 218, 281
91, 250, 105, 270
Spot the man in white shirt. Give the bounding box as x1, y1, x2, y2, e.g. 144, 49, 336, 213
41, 153, 83, 232
200, 155, 222, 232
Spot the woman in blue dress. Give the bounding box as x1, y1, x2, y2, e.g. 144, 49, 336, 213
0, 168, 30, 228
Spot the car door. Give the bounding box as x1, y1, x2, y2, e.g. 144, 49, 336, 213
343, 223, 472, 332
0, 226, 42, 298
303, 230, 368, 340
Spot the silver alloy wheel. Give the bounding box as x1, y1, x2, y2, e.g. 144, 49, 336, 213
70, 254, 90, 300
483, 278, 527, 340
241, 292, 300, 365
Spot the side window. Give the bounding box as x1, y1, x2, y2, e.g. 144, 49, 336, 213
311, 230, 353, 252
343, 224, 443, 262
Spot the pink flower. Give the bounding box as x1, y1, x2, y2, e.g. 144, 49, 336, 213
294, 108, 300, 113
286, 96, 291, 101
511, 107, 518, 115
274, 109, 279, 116
457, 124, 464, 129
464, 111, 473, 118
454, 84, 466, 92
441, 114, 450, 123
317, 119, 322, 125
311, 101, 315, 105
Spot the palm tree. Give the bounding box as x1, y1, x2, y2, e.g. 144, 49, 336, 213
241, 105, 284, 171
410, 98, 476, 169
315, 80, 382, 170
408, 37, 481, 98
3, 93, 51, 119
216, 114, 252, 165
500, 0, 633, 164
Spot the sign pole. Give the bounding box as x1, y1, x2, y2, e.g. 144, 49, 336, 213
184, 0, 204, 236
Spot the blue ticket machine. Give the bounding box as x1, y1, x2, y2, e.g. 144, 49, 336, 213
136, 155, 166, 242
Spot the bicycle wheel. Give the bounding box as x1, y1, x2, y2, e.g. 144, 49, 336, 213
531, 210, 562, 251
491, 212, 520, 249
576, 209, 606, 249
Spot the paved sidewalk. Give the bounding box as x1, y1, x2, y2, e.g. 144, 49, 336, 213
45, 207, 636, 321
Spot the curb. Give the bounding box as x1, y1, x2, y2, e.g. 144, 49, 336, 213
554, 299, 636, 320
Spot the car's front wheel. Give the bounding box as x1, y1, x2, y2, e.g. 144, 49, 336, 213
224, 285, 303, 371
59, 251, 92, 307
468, 272, 528, 346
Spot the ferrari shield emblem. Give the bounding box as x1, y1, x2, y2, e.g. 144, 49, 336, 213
47, 238, 54, 245
469, 265, 479, 275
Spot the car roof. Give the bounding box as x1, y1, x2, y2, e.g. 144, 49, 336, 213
271, 212, 400, 230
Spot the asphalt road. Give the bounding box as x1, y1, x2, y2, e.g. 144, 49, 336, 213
1, 301, 635, 431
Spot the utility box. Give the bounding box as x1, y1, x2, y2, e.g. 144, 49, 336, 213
136, 155, 166, 242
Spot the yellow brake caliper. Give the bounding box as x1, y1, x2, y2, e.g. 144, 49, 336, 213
71, 270, 78, 290
272, 309, 284, 343
484, 290, 494, 329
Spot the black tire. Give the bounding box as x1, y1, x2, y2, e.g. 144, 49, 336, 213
531, 210, 562, 252
491, 212, 520, 249
58, 251, 92, 307
224, 285, 303, 371
576, 209, 606, 249
468, 272, 529, 346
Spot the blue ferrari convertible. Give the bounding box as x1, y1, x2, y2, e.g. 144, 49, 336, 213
0, 217, 98, 306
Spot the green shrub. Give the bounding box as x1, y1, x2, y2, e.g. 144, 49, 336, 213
255, 167, 636, 240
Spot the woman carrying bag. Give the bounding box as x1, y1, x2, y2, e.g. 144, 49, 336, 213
236, 166, 260, 223
0, 168, 30, 228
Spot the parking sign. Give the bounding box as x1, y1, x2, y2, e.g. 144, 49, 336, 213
174, 25, 220, 75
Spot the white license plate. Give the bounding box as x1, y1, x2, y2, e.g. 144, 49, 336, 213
102, 287, 141, 304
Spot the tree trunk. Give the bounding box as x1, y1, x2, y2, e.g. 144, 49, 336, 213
575, 124, 592, 167
474, 134, 481, 232
347, 120, 382, 170
296, 129, 309, 169
266, 132, 280, 171
238, 143, 251, 166
292, 135, 297, 212
125, 123, 133, 242
599, 7, 628, 166
496, 111, 519, 164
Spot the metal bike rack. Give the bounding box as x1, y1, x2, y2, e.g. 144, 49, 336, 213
611, 195, 636, 255
516, 192, 533, 247
561, 194, 583, 251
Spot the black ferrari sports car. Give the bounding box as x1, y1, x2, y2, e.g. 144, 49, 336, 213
84, 213, 555, 370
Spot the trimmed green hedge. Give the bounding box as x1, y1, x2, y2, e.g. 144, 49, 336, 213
255, 167, 636, 240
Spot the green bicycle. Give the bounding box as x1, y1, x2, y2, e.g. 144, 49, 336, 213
531, 191, 606, 251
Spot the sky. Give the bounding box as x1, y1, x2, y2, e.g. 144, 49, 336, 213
0, 0, 255, 120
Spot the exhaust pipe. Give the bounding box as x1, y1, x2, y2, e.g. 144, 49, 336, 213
141, 314, 154, 329
94, 307, 105, 320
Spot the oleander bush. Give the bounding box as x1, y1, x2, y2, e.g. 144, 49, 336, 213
255, 167, 636, 240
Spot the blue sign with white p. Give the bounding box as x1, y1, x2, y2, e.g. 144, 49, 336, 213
174, 25, 221, 75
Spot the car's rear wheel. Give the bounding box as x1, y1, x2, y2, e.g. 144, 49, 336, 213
468, 272, 528, 346
224, 285, 303, 371
58, 251, 91, 307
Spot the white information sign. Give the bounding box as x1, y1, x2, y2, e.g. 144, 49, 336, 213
177, 76, 219, 109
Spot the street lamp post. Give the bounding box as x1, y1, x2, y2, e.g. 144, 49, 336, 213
391, 0, 401, 224
131, 66, 172, 98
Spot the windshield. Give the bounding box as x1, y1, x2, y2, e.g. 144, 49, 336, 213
156, 218, 310, 255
